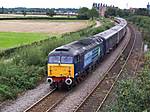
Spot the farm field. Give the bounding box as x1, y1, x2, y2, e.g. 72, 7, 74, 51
0, 20, 90, 50
0, 14, 77, 18
0, 20, 89, 33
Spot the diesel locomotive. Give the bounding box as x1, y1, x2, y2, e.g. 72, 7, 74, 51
47, 17, 127, 88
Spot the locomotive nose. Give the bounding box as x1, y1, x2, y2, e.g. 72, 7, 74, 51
65, 78, 72, 85
47, 78, 53, 85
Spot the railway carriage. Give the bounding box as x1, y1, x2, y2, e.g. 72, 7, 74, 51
47, 17, 127, 89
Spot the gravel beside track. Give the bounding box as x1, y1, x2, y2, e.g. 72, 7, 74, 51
48, 27, 131, 112
24, 90, 70, 112
125, 25, 144, 76
0, 83, 50, 112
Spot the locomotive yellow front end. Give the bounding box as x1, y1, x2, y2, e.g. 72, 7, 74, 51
47, 55, 74, 88
48, 64, 74, 78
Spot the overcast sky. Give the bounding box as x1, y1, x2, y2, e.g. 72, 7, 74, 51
0, 0, 149, 9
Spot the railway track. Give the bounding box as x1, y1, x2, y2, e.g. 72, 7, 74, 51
23, 25, 140, 112
24, 89, 71, 112
73, 25, 138, 112
132, 29, 143, 76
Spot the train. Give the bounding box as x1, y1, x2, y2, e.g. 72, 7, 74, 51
47, 17, 127, 89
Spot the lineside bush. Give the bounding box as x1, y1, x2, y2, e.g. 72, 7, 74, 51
0, 61, 44, 101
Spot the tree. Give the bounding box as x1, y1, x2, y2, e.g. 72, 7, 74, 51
0, 6, 4, 14
105, 7, 117, 17
78, 7, 89, 19
105, 7, 133, 18
135, 8, 149, 16
2, 7, 4, 14
88, 8, 99, 20
22, 11, 26, 17
46, 9, 55, 17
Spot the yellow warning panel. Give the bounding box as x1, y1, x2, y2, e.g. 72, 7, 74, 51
48, 64, 74, 78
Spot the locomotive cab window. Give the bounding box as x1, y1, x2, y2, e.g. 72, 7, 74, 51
48, 56, 73, 64
48, 56, 60, 63
61, 56, 73, 64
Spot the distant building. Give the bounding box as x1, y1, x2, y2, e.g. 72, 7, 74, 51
147, 2, 150, 10
129, 8, 137, 13
0, 7, 4, 14
92, 3, 107, 17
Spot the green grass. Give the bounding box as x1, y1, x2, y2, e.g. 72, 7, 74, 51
0, 32, 48, 50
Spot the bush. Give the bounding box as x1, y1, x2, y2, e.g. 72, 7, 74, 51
0, 62, 42, 101
13, 47, 44, 66
110, 53, 150, 112
0, 84, 17, 100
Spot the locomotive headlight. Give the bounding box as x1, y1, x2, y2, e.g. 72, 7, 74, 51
47, 78, 53, 85
65, 78, 72, 85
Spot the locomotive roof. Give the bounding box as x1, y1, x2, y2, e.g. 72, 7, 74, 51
49, 38, 100, 56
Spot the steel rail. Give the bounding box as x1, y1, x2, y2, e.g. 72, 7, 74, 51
45, 90, 72, 112
133, 41, 144, 76
23, 88, 56, 112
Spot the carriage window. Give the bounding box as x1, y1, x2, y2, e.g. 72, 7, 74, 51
48, 56, 60, 63
61, 56, 73, 64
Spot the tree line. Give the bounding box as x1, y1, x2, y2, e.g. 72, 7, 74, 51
0, 7, 99, 19
105, 7, 150, 18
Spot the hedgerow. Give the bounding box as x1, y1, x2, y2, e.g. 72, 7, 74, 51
109, 57, 150, 112
128, 16, 150, 47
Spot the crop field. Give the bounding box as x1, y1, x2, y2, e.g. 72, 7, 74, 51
0, 20, 90, 50
0, 14, 77, 18
0, 20, 89, 33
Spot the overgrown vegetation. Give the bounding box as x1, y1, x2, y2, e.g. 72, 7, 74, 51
108, 16, 150, 112
105, 7, 132, 18
77, 7, 99, 19
128, 16, 150, 47
110, 53, 150, 112
0, 18, 114, 101
105, 7, 150, 18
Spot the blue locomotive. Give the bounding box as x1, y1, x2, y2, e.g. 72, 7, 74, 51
47, 17, 127, 88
